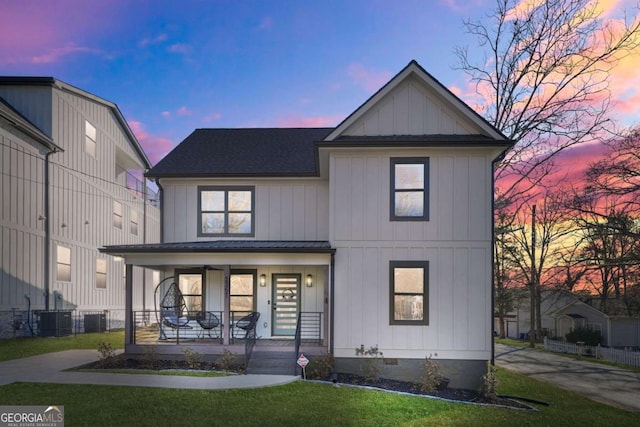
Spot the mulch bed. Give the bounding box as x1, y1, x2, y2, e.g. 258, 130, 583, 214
82, 355, 534, 410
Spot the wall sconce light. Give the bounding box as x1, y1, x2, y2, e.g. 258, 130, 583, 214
38, 215, 46, 221
84, 220, 90, 225
61, 223, 67, 228
306, 274, 313, 287
259, 274, 267, 287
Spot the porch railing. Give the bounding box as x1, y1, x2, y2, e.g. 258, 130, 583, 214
294, 312, 323, 374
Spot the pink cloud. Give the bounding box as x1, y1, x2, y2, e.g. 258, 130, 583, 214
0, 0, 127, 64
177, 106, 192, 116
128, 120, 176, 166
275, 115, 341, 127
161, 111, 171, 118
347, 63, 393, 93
203, 112, 222, 123
31, 43, 102, 64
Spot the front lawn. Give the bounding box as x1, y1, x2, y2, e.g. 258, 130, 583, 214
1, 368, 636, 426
1, 333, 636, 425
0, 331, 124, 361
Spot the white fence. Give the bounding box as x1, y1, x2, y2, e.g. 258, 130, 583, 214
544, 337, 640, 368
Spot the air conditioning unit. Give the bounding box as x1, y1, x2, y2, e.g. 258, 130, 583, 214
38, 311, 72, 337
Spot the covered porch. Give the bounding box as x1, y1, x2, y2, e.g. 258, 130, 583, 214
100, 241, 335, 370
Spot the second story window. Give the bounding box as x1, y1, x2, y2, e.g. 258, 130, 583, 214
198, 186, 254, 236
113, 201, 123, 229
130, 210, 138, 235
390, 157, 429, 221
85, 120, 96, 158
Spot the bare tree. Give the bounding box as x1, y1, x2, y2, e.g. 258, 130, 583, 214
456, 0, 640, 206
503, 190, 574, 341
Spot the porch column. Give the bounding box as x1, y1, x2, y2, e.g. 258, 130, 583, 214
223, 265, 230, 345
125, 263, 134, 345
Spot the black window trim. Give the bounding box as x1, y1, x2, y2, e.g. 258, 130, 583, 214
389, 260, 429, 325
390, 157, 429, 221
230, 269, 258, 312
197, 186, 255, 237
176, 268, 206, 316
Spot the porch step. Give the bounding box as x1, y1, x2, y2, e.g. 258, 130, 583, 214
247, 350, 297, 375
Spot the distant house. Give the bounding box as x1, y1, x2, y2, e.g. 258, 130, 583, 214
102, 60, 513, 388
503, 289, 640, 348
0, 78, 160, 337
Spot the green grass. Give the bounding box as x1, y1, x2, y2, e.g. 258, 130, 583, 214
1, 334, 636, 425
0, 368, 636, 426
494, 337, 544, 350
0, 331, 124, 361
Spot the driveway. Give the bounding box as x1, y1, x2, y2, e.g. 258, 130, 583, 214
495, 343, 640, 412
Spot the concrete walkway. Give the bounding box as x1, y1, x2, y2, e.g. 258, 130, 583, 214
0, 350, 299, 390
495, 343, 640, 412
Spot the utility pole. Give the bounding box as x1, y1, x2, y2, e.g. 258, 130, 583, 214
529, 205, 536, 348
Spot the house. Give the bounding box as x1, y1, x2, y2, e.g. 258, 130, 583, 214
0, 78, 160, 338
506, 289, 640, 348
101, 60, 512, 389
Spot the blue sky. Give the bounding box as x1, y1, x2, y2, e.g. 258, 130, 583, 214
1, 0, 638, 165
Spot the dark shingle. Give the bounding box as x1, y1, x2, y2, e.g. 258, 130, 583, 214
146, 128, 333, 178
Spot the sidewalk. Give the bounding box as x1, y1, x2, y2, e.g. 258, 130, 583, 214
495, 343, 640, 412
0, 350, 299, 390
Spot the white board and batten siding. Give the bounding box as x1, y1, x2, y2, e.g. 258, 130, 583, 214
0, 119, 47, 309
162, 179, 329, 243
325, 71, 500, 361
0, 82, 160, 317
329, 150, 494, 360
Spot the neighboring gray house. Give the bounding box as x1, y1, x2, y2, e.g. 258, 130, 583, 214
504, 289, 640, 348
102, 60, 513, 388
0, 78, 160, 337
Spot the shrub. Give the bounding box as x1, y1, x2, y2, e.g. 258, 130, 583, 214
418, 354, 444, 393
306, 352, 334, 380
478, 362, 498, 400
355, 344, 384, 383
141, 345, 160, 370
216, 349, 239, 372
181, 347, 202, 369
565, 328, 602, 346
97, 340, 116, 368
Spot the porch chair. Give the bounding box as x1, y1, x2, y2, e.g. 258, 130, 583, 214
197, 311, 221, 339
158, 282, 192, 339
233, 311, 260, 340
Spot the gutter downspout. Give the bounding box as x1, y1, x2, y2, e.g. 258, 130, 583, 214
330, 252, 335, 355
43, 150, 56, 311
142, 173, 148, 315
491, 147, 510, 365
154, 178, 164, 243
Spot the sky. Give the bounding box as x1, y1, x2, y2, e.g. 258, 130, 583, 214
1, 0, 639, 167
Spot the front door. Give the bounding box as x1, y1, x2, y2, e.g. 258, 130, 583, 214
272, 274, 300, 336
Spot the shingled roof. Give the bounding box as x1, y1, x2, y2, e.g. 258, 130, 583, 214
146, 128, 333, 178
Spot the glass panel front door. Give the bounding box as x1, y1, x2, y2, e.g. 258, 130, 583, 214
272, 274, 300, 336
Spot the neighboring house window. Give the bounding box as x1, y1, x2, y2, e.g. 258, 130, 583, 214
230, 270, 256, 312
130, 210, 138, 235
389, 261, 428, 325
198, 186, 255, 236
96, 258, 107, 289
177, 270, 203, 315
85, 120, 96, 158
113, 201, 123, 229
390, 157, 429, 221
56, 245, 71, 282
